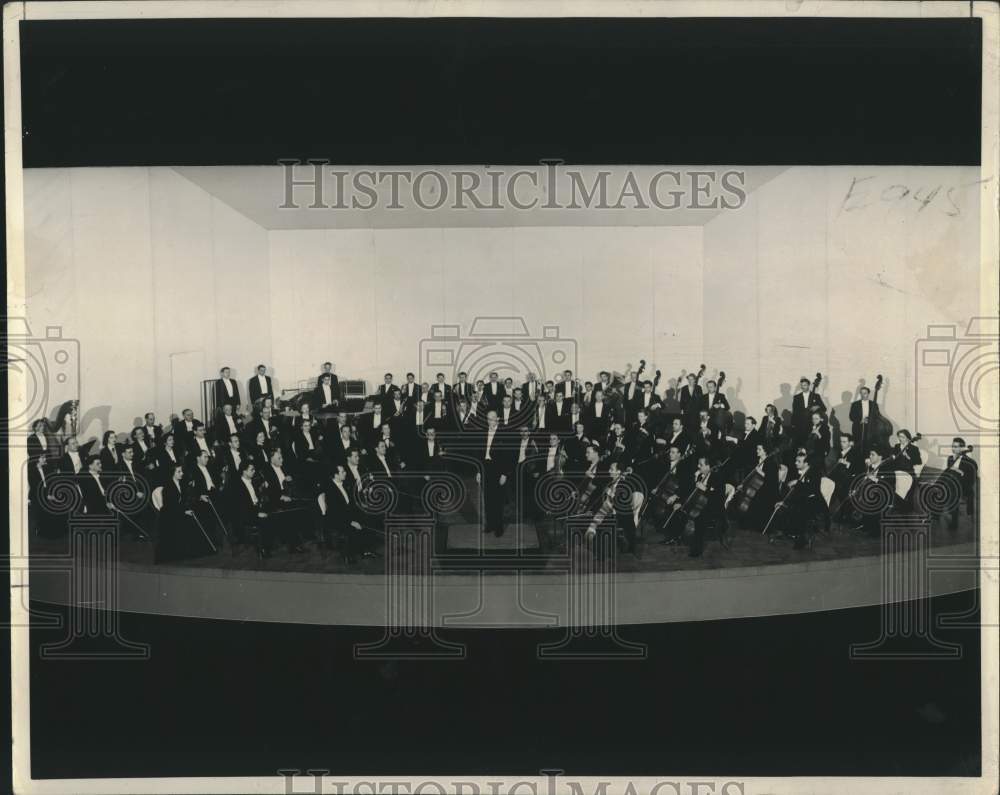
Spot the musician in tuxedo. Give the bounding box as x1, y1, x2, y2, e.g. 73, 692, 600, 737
187, 424, 216, 465
230, 460, 273, 558
400, 372, 422, 406
214, 366, 241, 411
27, 419, 52, 470
187, 448, 226, 544
701, 379, 731, 433
313, 372, 340, 411
323, 463, 376, 563
424, 390, 450, 432
556, 370, 578, 403
220, 434, 245, 491
78, 456, 113, 517
855, 447, 899, 537
760, 404, 783, 452
655, 444, 695, 544
292, 418, 326, 488
521, 372, 542, 405
531, 395, 550, 438
804, 412, 831, 474
730, 417, 761, 481
539, 432, 568, 479
172, 408, 204, 447
828, 434, 865, 524
772, 452, 823, 549
679, 374, 703, 429
663, 417, 690, 456
382, 386, 406, 424
315, 362, 340, 405
411, 425, 446, 475
562, 422, 592, 474
547, 393, 572, 433
212, 403, 241, 446
791, 377, 825, 447
452, 372, 473, 409
260, 448, 306, 553
693, 411, 722, 460
484, 372, 506, 411
401, 399, 428, 460
140, 412, 164, 448
248, 364, 275, 406
155, 433, 184, 484
625, 411, 656, 470
511, 426, 540, 520
621, 371, 642, 420
454, 399, 478, 433
943, 437, 977, 531
584, 391, 613, 440
849, 386, 881, 454
328, 423, 356, 467
580, 381, 595, 409
476, 411, 511, 536
428, 373, 452, 404
585, 461, 638, 557
631, 380, 662, 423
59, 435, 93, 475
497, 394, 522, 431
246, 406, 278, 448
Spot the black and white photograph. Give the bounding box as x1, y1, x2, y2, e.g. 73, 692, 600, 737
4, 2, 998, 794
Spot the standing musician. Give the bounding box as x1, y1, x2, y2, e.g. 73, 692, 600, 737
532, 394, 549, 438
315, 362, 340, 406
484, 372, 506, 411
584, 390, 613, 439
214, 366, 242, 411
313, 373, 339, 412
521, 372, 542, 405
248, 364, 275, 406
541, 431, 568, 478
701, 379, 730, 432
679, 373, 703, 429
476, 411, 510, 537
849, 385, 881, 455
428, 373, 452, 404
455, 399, 478, 432
376, 373, 395, 399
513, 426, 540, 521
129, 427, 156, 473
791, 376, 825, 447
634, 380, 663, 420
547, 392, 572, 433
426, 390, 449, 431
401, 372, 422, 407
140, 412, 164, 448
943, 438, 977, 531
452, 372, 473, 409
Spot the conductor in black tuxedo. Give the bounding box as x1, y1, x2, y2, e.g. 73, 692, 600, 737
215, 366, 241, 410
477, 411, 511, 536
248, 364, 274, 406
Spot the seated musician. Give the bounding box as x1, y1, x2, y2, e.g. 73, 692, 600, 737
141, 412, 164, 448
343, 448, 366, 496
323, 464, 376, 563
293, 418, 325, 489
413, 426, 445, 479
731, 442, 780, 531
261, 448, 307, 553
427, 390, 449, 431
246, 406, 277, 447
172, 408, 203, 447
230, 460, 272, 559
849, 386, 880, 453
189, 448, 226, 545
248, 430, 273, 471
330, 424, 355, 467
537, 432, 567, 481
532, 394, 549, 437
156, 461, 217, 562
455, 399, 477, 431
156, 434, 183, 484
358, 403, 385, 454
829, 434, 864, 524
943, 437, 977, 531
760, 404, 783, 451
664, 416, 690, 455
679, 373, 703, 428
214, 403, 242, 446
405, 398, 428, 447
773, 452, 823, 550
118, 445, 152, 535
636, 380, 662, 419
730, 416, 760, 480
804, 411, 831, 474
575, 444, 604, 510
606, 422, 628, 465
563, 422, 591, 474
694, 410, 721, 458
585, 460, 638, 557
130, 427, 156, 473
188, 425, 215, 464
220, 434, 244, 489
891, 430, 922, 474
99, 430, 123, 479
655, 444, 694, 545
79, 455, 113, 517
853, 446, 898, 536
378, 423, 405, 471
685, 455, 727, 558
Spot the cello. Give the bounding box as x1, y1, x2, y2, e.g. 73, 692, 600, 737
728, 447, 782, 514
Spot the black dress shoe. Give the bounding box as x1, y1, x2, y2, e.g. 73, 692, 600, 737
291, 544, 306, 554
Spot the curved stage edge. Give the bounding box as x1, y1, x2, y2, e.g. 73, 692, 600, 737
29, 540, 979, 627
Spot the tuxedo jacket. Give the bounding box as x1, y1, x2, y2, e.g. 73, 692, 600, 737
78, 474, 111, 516
324, 481, 363, 532
699, 392, 730, 415
792, 392, 826, 428
452, 381, 474, 406
478, 429, 512, 478
411, 440, 446, 472
849, 399, 881, 426
248, 374, 274, 405
214, 378, 241, 409
314, 374, 340, 402
428, 383, 452, 402
546, 402, 573, 433
312, 381, 340, 409
483, 382, 507, 409
584, 403, 614, 439
520, 381, 543, 404
213, 412, 243, 446
679, 385, 703, 415
141, 424, 164, 448
399, 382, 422, 405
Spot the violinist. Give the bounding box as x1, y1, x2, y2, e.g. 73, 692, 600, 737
943, 437, 977, 531
542, 431, 568, 477
214, 403, 243, 446
141, 412, 164, 448
606, 422, 629, 467
625, 410, 656, 469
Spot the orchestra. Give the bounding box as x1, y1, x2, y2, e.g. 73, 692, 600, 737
24, 359, 978, 566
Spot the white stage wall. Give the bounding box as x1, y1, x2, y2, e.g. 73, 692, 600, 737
703, 166, 982, 456
24, 165, 982, 459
